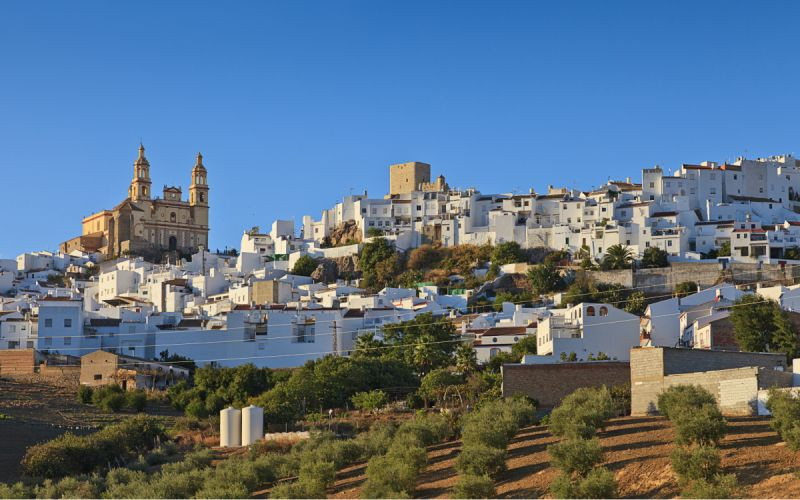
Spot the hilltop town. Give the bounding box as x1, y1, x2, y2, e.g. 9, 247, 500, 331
3, 147, 800, 368
5, 147, 800, 497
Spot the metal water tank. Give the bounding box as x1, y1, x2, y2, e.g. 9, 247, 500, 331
241, 405, 264, 446
220, 406, 242, 447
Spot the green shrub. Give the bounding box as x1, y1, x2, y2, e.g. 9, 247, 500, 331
550, 467, 617, 499
672, 404, 727, 447
575, 467, 618, 498
0, 482, 33, 499
361, 454, 418, 499
125, 390, 147, 412
21, 415, 165, 479
547, 438, 604, 477
396, 413, 454, 446
78, 385, 93, 404
99, 392, 126, 412
610, 384, 631, 416
351, 389, 388, 413
354, 422, 397, 459
461, 421, 512, 449
148, 469, 206, 498
680, 473, 738, 499
657, 385, 716, 421
35, 476, 102, 499
549, 386, 614, 439
670, 446, 721, 485
766, 388, 800, 451
102, 468, 150, 498
455, 444, 507, 476
452, 473, 496, 499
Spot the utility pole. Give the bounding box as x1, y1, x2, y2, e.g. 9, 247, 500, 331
332, 320, 339, 355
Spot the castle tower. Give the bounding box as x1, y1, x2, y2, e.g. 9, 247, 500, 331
189, 152, 209, 233
129, 144, 152, 201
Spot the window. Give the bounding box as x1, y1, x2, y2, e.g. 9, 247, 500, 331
64, 319, 72, 328
8, 325, 15, 333
586, 306, 595, 316
44, 319, 52, 328
649, 182, 654, 188
64, 336, 71, 346
599, 306, 608, 316
668, 240, 673, 247
94, 374, 102, 380
170, 212, 176, 222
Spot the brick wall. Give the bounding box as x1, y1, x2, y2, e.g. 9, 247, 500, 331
0, 349, 37, 375
502, 361, 630, 408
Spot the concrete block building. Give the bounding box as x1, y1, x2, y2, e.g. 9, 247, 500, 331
630, 346, 788, 415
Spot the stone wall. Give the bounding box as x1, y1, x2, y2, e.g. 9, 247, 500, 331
588, 261, 794, 296
502, 361, 630, 409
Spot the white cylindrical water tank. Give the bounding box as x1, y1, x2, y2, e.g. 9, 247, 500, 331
220, 406, 242, 447
241, 405, 264, 446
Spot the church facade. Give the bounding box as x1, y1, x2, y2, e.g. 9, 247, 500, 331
62, 145, 210, 258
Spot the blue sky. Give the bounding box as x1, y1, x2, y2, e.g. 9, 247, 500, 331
2, 1, 800, 258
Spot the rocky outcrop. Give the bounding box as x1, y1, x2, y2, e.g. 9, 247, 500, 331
324, 220, 362, 248
311, 260, 338, 284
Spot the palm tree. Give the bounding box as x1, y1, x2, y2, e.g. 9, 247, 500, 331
602, 244, 634, 270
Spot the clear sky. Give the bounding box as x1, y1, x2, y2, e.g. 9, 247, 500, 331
2, 1, 800, 258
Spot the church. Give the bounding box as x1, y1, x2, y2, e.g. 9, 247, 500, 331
61, 145, 210, 258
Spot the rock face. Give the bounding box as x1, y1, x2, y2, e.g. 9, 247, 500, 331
311, 260, 338, 284
325, 220, 362, 248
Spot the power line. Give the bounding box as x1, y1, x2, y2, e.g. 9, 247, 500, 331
28, 264, 800, 341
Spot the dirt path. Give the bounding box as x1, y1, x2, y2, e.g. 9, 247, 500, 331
328, 415, 800, 499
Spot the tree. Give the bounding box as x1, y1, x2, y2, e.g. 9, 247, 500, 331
511, 336, 537, 357
292, 254, 319, 277
574, 246, 594, 270
785, 246, 800, 260
455, 342, 478, 374
351, 390, 388, 413
623, 291, 647, 316
407, 244, 443, 271
640, 247, 669, 269
729, 295, 780, 353
366, 227, 384, 238
493, 291, 515, 312
158, 350, 197, 375
360, 238, 397, 291
419, 369, 464, 407
491, 242, 525, 266
772, 308, 799, 362
352, 332, 387, 358
527, 263, 564, 296
600, 245, 634, 270
381, 313, 458, 375
674, 281, 698, 298
717, 241, 731, 257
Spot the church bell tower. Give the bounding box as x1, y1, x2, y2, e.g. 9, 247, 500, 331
129, 144, 152, 201
189, 152, 209, 233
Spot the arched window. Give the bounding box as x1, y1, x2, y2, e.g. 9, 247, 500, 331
170, 212, 176, 223
199, 193, 205, 202
599, 306, 609, 316
586, 306, 595, 316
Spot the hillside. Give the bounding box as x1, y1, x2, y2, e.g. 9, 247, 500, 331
327, 415, 800, 499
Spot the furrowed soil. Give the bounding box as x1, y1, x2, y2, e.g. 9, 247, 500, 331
0, 374, 181, 483
328, 415, 800, 499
